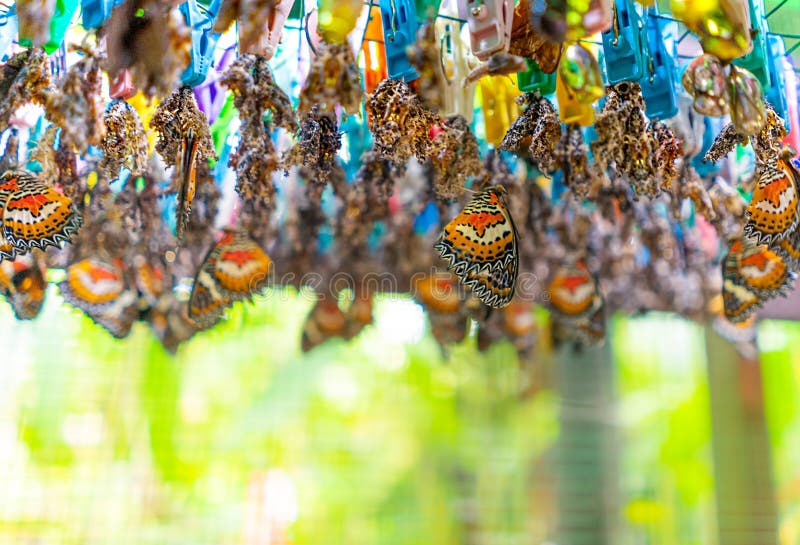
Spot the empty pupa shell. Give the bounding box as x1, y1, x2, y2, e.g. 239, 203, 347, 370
681, 54, 729, 116
728, 66, 767, 136
559, 43, 605, 104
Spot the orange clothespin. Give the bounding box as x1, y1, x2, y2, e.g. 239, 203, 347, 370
555, 69, 594, 126
361, 5, 387, 94
478, 74, 521, 145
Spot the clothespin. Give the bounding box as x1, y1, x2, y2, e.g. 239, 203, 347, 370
458, 0, 513, 61
638, 7, 678, 119
732, 0, 770, 90
81, 0, 123, 30
517, 58, 556, 94
437, 0, 476, 120
764, 35, 788, 127
244, 0, 295, 58
601, 0, 644, 83
19, 0, 79, 54
379, 0, 419, 80
478, 74, 521, 145
194, 45, 235, 123
0, 7, 17, 62
109, 69, 136, 99
555, 69, 594, 126
414, 201, 439, 235
180, 0, 223, 87
361, 4, 387, 94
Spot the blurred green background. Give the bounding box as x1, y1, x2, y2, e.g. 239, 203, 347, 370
1, 287, 800, 545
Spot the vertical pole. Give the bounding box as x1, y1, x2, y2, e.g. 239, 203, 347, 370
705, 326, 779, 545
555, 339, 619, 545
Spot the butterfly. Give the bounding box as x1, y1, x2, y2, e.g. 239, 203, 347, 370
434, 186, 518, 309
145, 292, 198, 354
176, 127, 199, 239
0, 253, 47, 320
300, 291, 375, 351
546, 262, 602, 320
508, 0, 562, 73
722, 237, 795, 323
59, 258, 139, 338
188, 230, 273, 328
0, 170, 81, 254
743, 158, 799, 246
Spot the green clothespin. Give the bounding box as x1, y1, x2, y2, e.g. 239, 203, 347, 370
732, 0, 771, 91
18, 0, 79, 54
210, 93, 236, 158
517, 58, 556, 95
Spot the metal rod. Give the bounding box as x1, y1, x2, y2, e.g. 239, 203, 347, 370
766, 0, 789, 18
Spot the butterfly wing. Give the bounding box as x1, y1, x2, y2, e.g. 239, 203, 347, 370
743, 159, 799, 246
0, 254, 46, 320
176, 128, 199, 239
211, 231, 272, 301
435, 187, 518, 308
2, 171, 81, 251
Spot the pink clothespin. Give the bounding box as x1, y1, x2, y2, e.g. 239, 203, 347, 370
458, 0, 513, 61
240, 0, 295, 59
109, 69, 136, 99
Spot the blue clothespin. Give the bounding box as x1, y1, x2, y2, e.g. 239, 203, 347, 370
0, 7, 18, 62
732, 0, 770, 90
765, 35, 789, 129
180, 0, 223, 87
81, 0, 123, 29
601, 0, 644, 84
414, 201, 439, 235
693, 117, 722, 177
379, 0, 419, 81
639, 8, 678, 120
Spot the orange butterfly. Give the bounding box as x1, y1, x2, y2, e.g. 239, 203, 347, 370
176, 128, 199, 239
59, 258, 139, 338
0, 170, 81, 254
743, 158, 799, 246
188, 229, 273, 328
0, 253, 47, 320
435, 186, 518, 308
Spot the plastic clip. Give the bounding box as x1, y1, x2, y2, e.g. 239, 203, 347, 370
765, 35, 788, 129
459, 0, 513, 61
732, 0, 770, 90
479, 74, 521, 145
379, 0, 419, 81
362, 4, 387, 94
601, 0, 644, 83
638, 8, 678, 119
517, 58, 556, 95
109, 69, 136, 99
81, 0, 123, 30
243, 0, 294, 59
437, 0, 476, 120
555, 69, 594, 126
180, 0, 223, 87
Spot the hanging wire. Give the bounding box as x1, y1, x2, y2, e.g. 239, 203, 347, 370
766, 0, 789, 18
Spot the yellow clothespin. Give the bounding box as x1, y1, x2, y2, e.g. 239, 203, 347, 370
555, 69, 595, 126
478, 74, 521, 145
128, 92, 160, 153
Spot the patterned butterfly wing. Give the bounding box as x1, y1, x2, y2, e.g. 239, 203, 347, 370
188, 265, 231, 329
210, 230, 272, 301
547, 263, 601, 319
743, 159, 799, 246
2, 170, 81, 251
301, 298, 347, 352
722, 238, 794, 323
774, 228, 800, 272
435, 187, 518, 308
0, 254, 47, 320
59, 258, 138, 338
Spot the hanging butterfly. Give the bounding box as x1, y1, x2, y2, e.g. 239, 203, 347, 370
176, 127, 199, 239
434, 186, 518, 309
0, 170, 81, 253
413, 273, 470, 348
188, 230, 273, 328
146, 292, 198, 354
59, 258, 138, 338
775, 228, 800, 271
743, 158, 799, 246
0, 252, 47, 320
546, 262, 602, 320
301, 295, 347, 352
722, 237, 795, 323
